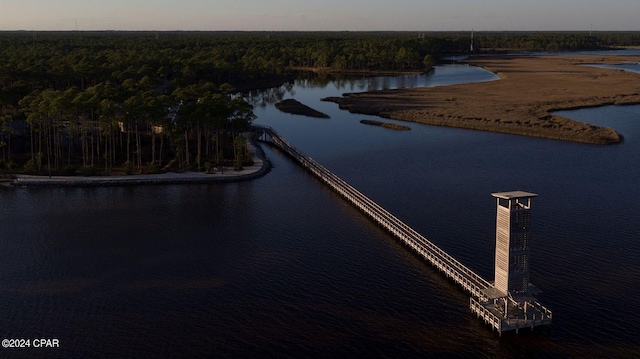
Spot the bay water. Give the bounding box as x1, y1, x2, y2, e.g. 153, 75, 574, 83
1, 64, 638, 358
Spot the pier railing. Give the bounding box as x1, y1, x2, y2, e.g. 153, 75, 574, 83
255, 125, 491, 300
255, 125, 552, 334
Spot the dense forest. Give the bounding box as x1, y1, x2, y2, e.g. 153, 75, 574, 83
1, 31, 639, 175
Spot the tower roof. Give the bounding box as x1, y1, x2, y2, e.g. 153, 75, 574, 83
491, 191, 538, 199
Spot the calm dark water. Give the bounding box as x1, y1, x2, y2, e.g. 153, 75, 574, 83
1, 65, 639, 358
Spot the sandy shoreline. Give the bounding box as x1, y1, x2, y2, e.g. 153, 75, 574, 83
325, 55, 640, 144
3, 137, 271, 188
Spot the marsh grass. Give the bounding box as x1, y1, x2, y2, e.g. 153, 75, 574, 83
327, 55, 640, 144
360, 119, 411, 131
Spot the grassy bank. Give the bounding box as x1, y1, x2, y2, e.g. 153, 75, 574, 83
325, 55, 640, 144
360, 119, 411, 130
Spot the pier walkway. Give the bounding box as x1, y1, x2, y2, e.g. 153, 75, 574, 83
255, 125, 552, 334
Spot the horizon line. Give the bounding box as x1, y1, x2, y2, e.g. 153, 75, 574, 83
2, 29, 640, 33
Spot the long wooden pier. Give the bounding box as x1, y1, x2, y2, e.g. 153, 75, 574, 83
255, 125, 552, 334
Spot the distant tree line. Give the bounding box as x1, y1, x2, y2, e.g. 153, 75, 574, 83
474, 31, 640, 52
1, 31, 639, 175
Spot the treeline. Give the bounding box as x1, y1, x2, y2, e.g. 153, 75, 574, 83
1, 31, 639, 175
475, 32, 640, 51
11, 81, 254, 175
3, 31, 636, 92
2, 31, 638, 92
0, 31, 458, 93
0, 32, 266, 175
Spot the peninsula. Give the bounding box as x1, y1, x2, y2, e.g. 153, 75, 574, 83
3, 137, 270, 187
324, 55, 640, 144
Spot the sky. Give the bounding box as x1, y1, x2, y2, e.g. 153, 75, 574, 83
0, 0, 638, 32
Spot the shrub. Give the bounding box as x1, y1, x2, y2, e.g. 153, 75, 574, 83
23, 159, 37, 174
145, 162, 161, 174
243, 152, 255, 166
123, 160, 134, 175
77, 165, 97, 176
63, 165, 77, 175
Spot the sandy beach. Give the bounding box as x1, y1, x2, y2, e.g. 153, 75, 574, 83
325, 55, 640, 144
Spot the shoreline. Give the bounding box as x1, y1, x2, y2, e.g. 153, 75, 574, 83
288, 66, 427, 76
360, 119, 411, 130
324, 55, 640, 144
3, 134, 272, 188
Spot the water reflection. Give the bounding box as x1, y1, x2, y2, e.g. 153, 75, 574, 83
245, 84, 293, 108
244, 64, 499, 106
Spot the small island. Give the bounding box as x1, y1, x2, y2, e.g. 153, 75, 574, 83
275, 99, 330, 118
360, 119, 411, 130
